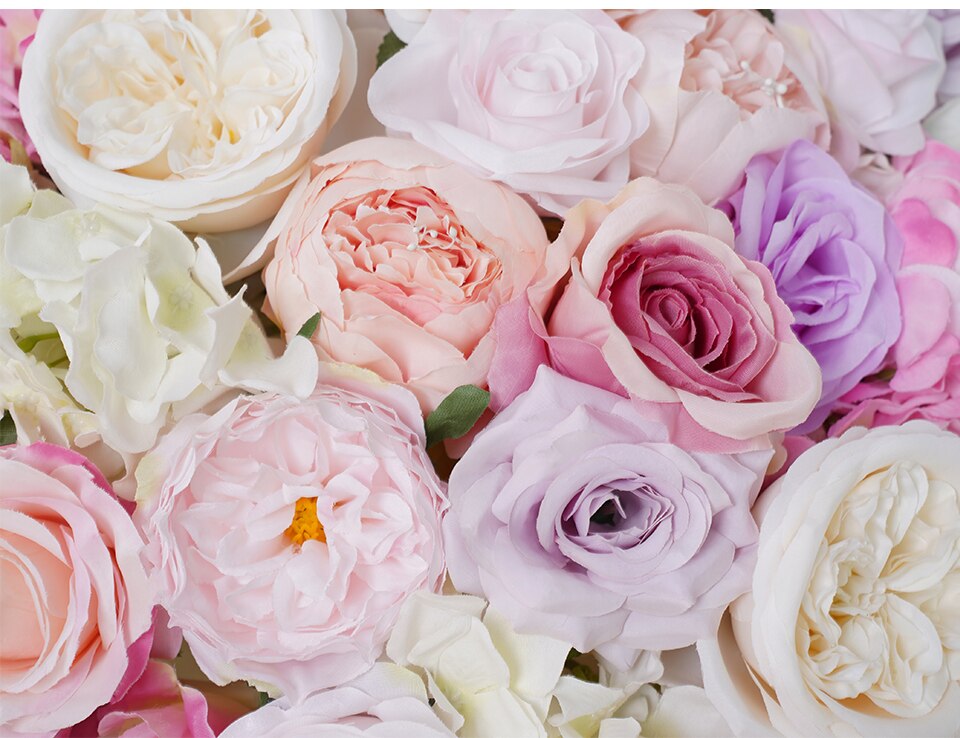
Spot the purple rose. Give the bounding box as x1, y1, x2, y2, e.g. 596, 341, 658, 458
719, 138, 903, 430
442, 366, 771, 667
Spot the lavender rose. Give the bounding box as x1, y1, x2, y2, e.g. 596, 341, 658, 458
442, 366, 772, 667
719, 139, 903, 430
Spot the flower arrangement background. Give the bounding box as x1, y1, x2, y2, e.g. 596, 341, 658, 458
1, 8, 959, 738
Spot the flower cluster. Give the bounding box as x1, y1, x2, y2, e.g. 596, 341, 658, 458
1, 9, 959, 738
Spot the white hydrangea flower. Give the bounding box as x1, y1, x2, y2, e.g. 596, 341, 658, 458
0, 159, 317, 461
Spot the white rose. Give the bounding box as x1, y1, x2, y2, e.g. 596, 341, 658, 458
19, 10, 356, 232
386, 590, 572, 737
384, 9, 430, 44
926, 97, 960, 151
0, 159, 317, 464
699, 421, 960, 737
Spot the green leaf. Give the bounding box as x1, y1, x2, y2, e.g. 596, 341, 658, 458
296, 312, 321, 339
376, 30, 406, 69
257, 690, 273, 707
425, 385, 489, 448
758, 9, 774, 22
0, 411, 16, 446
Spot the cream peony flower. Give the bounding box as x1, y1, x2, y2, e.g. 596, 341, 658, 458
385, 591, 572, 738
0, 159, 317, 463
19, 10, 356, 232
700, 421, 960, 737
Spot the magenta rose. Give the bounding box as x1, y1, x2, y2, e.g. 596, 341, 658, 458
0, 443, 153, 736
833, 140, 960, 435
444, 366, 772, 666
490, 178, 821, 448
134, 365, 446, 702
56, 660, 250, 738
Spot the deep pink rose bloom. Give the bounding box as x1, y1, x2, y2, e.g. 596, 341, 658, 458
56, 660, 249, 738
489, 178, 821, 449
444, 366, 772, 667
0, 443, 153, 737
262, 137, 550, 413
833, 141, 960, 435
134, 367, 447, 702
0, 10, 40, 162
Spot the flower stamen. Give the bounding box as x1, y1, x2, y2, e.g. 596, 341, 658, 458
285, 496, 325, 546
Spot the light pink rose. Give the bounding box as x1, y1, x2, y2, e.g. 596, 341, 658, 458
134, 365, 447, 702
832, 141, 960, 436
56, 659, 250, 738
368, 10, 651, 216
0, 10, 40, 163
489, 178, 821, 449
933, 10, 960, 102
617, 9, 830, 204
262, 137, 550, 412
777, 11, 945, 161
0, 443, 153, 737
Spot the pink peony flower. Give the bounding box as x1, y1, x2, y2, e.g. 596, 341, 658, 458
56, 659, 251, 738
0, 443, 153, 737
617, 9, 830, 204
262, 137, 550, 412
832, 140, 960, 436
488, 178, 821, 449
134, 365, 447, 702
0, 10, 40, 163
777, 11, 945, 161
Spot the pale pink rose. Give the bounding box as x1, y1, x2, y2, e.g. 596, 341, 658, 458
617, 10, 830, 204
134, 365, 447, 702
832, 140, 960, 436
0, 443, 153, 737
262, 137, 550, 412
489, 178, 821, 449
0, 10, 40, 163
56, 659, 251, 738
777, 11, 945, 160
368, 10, 652, 216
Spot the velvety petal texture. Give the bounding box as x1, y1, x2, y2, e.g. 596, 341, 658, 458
700, 422, 960, 737
0, 443, 153, 736
444, 366, 772, 665
134, 365, 447, 702
261, 137, 550, 412
19, 10, 356, 231
368, 10, 652, 216
719, 139, 903, 430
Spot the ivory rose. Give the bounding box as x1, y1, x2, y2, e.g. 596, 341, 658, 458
218, 664, 454, 738
19, 10, 356, 231
776, 11, 945, 160
0, 443, 153, 736
134, 365, 447, 701
489, 178, 821, 446
384, 9, 429, 43
263, 137, 550, 412
368, 10, 651, 216
699, 422, 960, 737
617, 9, 830, 204
0, 159, 317, 459
444, 367, 772, 665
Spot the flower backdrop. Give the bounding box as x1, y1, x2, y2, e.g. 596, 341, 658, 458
0, 8, 958, 738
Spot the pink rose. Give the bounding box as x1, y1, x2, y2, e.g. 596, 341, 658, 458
368, 10, 651, 216
617, 9, 830, 204
777, 11, 945, 160
134, 366, 447, 702
832, 141, 960, 435
489, 178, 821, 448
0, 10, 40, 163
262, 137, 549, 412
0, 443, 153, 736
56, 660, 250, 738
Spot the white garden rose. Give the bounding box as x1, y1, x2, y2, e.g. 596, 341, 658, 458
0, 159, 317, 465
19, 10, 356, 232
699, 421, 960, 737
386, 591, 571, 738
384, 9, 430, 43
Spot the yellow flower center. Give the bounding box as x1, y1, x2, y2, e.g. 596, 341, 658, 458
285, 497, 325, 546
